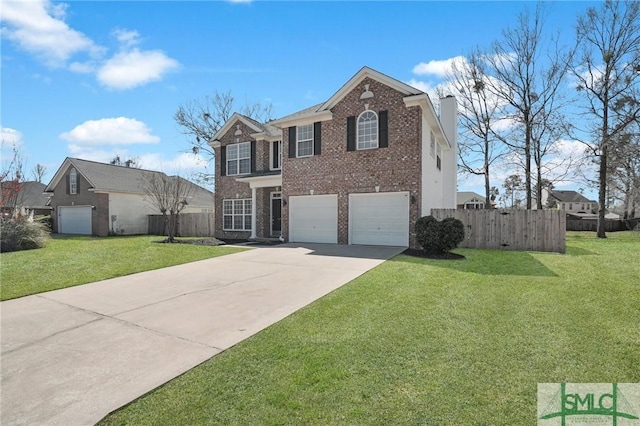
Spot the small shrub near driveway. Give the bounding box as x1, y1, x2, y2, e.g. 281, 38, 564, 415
0, 217, 50, 253
415, 215, 465, 254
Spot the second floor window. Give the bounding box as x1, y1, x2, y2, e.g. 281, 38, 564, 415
357, 111, 378, 150
297, 125, 313, 157
69, 168, 77, 194
271, 140, 282, 170
227, 142, 251, 175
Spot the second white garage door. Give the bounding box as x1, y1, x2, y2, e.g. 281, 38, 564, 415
349, 192, 410, 246
289, 194, 337, 244
59, 206, 92, 235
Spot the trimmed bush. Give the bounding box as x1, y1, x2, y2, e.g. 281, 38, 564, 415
415, 215, 440, 252
439, 217, 465, 252
415, 215, 465, 254
1, 218, 51, 253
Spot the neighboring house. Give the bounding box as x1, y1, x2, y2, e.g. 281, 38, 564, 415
44, 158, 214, 236
541, 188, 597, 217
0, 181, 52, 217
457, 191, 486, 210
209, 66, 458, 248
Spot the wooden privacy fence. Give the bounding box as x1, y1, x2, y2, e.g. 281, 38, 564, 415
566, 219, 629, 232
431, 209, 566, 253
148, 213, 215, 237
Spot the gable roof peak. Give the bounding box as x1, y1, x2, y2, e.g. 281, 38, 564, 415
318, 66, 423, 112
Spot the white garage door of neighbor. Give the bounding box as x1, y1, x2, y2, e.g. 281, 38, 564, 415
349, 192, 410, 247
289, 194, 338, 244
59, 206, 92, 235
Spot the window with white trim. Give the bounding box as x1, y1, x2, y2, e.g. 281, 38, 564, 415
297, 124, 313, 157
222, 199, 252, 231
69, 168, 77, 194
226, 142, 251, 175
430, 131, 436, 158
436, 144, 442, 171
271, 140, 282, 170
357, 110, 378, 150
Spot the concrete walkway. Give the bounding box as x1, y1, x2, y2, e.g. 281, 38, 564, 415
1, 243, 403, 426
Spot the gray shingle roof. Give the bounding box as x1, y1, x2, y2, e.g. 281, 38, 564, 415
47, 158, 213, 206
1, 181, 51, 209
549, 190, 593, 203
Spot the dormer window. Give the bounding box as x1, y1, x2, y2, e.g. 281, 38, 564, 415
69, 168, 77, 194
357, 110, 378, 150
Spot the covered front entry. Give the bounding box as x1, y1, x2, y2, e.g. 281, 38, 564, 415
289, 194, 338, 244
349, 192, 410, 246
234, 172, 282, 240
58, 205, 92, 235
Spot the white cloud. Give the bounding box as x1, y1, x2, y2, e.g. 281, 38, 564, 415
1, 127, 23, 146
1, 2, 179, 90
1, 0, 101, 67
406, 78, 436, 95
412, 56, 465, 78
60, 117, 160, 145
138, 152, 208, 175
97, 49, 180, 90
112, 28, 141, 48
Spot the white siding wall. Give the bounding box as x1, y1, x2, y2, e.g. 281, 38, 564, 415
108, 193, 155, 235
440, 96, 458, 209
421, 116, 444, 217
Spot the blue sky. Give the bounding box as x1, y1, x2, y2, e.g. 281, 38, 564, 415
1, 0, 594, 197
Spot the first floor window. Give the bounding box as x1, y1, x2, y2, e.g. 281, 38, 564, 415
223, 199, 252, 230
227, 142, 251, 175
297, 124, 313, 157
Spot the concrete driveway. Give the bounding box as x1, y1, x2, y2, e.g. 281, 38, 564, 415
1, 243, 403, 426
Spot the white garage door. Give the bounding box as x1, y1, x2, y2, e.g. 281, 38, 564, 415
59, 206, 92, 235
349, 192, 410, 246
289, 194, 338, 244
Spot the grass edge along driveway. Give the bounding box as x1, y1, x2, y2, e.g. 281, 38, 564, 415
0, 235, 246, 301
99, 231, 640, 425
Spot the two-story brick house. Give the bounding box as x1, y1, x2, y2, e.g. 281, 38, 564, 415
210, 66, 457, 248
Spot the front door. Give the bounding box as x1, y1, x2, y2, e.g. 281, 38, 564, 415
271, 192, 282, 236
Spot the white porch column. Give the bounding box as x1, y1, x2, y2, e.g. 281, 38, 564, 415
250, 186, 257, 239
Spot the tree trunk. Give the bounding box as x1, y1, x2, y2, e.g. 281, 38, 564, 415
597, 144, 607, 238
525, 124, 532, 210
484, 145, 491, 209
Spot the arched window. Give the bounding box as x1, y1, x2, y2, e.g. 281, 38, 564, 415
357, 110, 378, 150
69, 168, 77, 194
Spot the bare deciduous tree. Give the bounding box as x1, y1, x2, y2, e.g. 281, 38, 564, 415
441, 51, 507, 208
486, 3, 574, 209
1, 143, 25, 213
110, 155, 141, 168
31, 163, 47, 183
174, 90, 273, 186
572, 0, 640, 237
143, 173, 194, 243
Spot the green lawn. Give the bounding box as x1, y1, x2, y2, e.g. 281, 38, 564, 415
99, 231, 640, 425
0, 235, 246, 301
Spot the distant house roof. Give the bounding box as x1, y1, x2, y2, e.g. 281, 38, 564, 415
457, 191, 486, 205
548, 190, 593, 203
1, 181, 51, 209
45, 158, 213, 204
